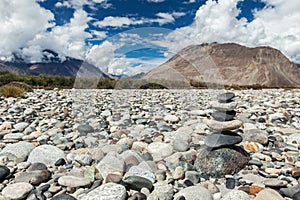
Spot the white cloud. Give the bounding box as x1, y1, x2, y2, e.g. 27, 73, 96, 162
90, 30, 107, 40
108, 56, 165, 76
159, 0, 300, 63
55, 1, 72, 8
95, 12, 184, 28
55, 0, 111, 9
0, 0, 54, 60
95, 16, 144, 27
147, 0, 165, 3
85, 34, 167, 76
183, 0, 196, 4
26, 9, 92, 61
86, 41, 120, 71
155, 13, 175, 24
172, 12, 186, 18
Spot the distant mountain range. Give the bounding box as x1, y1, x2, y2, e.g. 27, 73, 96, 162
0, 49, 112, 78
143, 43, 300, 87
1, 44, 300, 88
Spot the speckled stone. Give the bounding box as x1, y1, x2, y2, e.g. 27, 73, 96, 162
78, 182, 127, 200
194, 146, 250, 178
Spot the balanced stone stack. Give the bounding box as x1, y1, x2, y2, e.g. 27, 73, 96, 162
194, 92, 250, 178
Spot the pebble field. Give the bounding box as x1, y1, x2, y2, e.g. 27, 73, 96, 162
0, 89, 299, 200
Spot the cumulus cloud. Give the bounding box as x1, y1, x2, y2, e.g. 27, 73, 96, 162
85, 33, 167, 75
0, 0, 54, 60
95, 12, 185, 28
24, 9, 92, 61
86, 41, 120, 71
0, 0, 92, 63
108, 56, 165, 76
161, 0, 300, 63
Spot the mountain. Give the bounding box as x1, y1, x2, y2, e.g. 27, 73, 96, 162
143, 43, 300, 87
0, 50, 112, 78
131, 72, 146, 79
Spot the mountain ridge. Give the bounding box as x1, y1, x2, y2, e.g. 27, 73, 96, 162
0, 50, 112, 79
143, 43, 300, 87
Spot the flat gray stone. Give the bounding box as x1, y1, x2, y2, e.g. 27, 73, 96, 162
280, 185, 300, 198
211, 110, 236, 121
2, 182, 33, 200
211, 101, 237, 111
264, 178, 288, 188
27, 145, 65, 165
204, 132, 242, 148
13, 122, 29, 131
244, 129, 268, 145
77, 124, 94, 135
174, 185, 213, 200
15, 170, 51, 185
164, 115, 179, 123
206, 119, 242, 131
51, 194, 77, 200
58, 175, 91, 188
2, 141, 35, 162
217, 92, 235, 103
3, 133, 23, 140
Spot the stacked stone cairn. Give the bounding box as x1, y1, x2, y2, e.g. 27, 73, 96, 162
194, 92, 250, 178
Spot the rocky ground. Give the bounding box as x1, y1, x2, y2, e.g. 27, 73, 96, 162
0, 89, 299, 200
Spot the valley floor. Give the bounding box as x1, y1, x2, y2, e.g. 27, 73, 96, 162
0, 89, 299, 199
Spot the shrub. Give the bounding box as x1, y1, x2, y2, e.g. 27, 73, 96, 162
97, 78, 117, 89
139, 83, 168, 89
6, 81, 33, 92
0, 85, 25, 98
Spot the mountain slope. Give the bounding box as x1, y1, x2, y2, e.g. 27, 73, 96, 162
0, 50, 112, 78
143, 43, 300, 87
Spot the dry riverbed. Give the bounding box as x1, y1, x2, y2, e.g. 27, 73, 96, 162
0, 89, 299, 200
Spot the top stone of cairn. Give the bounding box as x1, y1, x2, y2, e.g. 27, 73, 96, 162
217, 92, 235, 103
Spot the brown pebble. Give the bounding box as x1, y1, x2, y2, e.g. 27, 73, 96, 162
105, 173, 123, 183
291, 168, 300, 178
244, 142, 259, 153
264, 178, 288, 188
250, 185, 264, 195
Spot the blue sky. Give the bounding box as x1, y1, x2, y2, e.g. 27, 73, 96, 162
0, 0, 299, 75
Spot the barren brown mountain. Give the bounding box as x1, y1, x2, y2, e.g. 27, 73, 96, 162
143, 43, 300, 87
